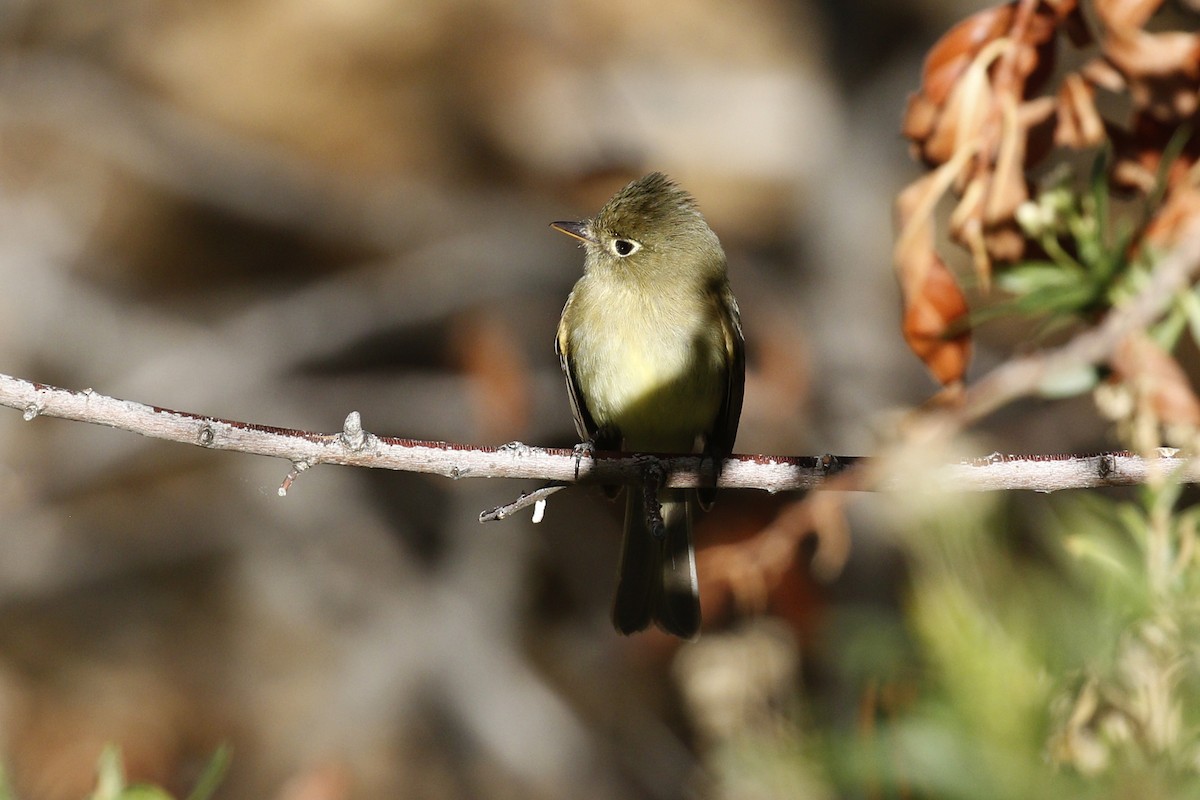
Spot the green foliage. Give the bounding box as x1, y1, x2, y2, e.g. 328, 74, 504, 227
845, 117, 1200, 796
77, 744, 230, 800
1000, 174, 1134, 326
818, 465, 1200, 798
991, 147, 1200, 357
183, 746, 230, 800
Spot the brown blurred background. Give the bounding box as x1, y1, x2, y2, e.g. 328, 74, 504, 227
0, 1, 1099, 798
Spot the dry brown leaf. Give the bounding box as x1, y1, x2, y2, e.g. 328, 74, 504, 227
902, 93, 940, 147
901, 1, 1080, 288
895, 159, 975, 384
1144, 180, 1200, 246
1056, 72, 1107, 148
919, 5, 1018, 107
906, 5, 1021, 166
1106, 30, 1200, 81
897, 0, 1200, 386
896, 169, 945, 302
1095, 0, 1200, 127
695, 496, 825, 635
1093, 0, 1165, 35
901, 254, 973, 386
1022, 94, 1062, 164
984, 220, 1029, 264
951, 175, 991, 282
984, 93, 1030, 225
1080, 56, 1127, 92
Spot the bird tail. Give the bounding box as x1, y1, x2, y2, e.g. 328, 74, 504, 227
611, 489, 701, 639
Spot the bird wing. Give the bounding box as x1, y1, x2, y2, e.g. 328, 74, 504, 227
555, 291, 600, 443
697, 283, 745, 510
712, 283, 745, 459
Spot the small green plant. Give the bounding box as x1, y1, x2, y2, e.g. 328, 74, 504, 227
82, 744, 230, 800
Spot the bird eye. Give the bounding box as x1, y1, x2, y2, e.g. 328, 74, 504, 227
611, 239, 640, 257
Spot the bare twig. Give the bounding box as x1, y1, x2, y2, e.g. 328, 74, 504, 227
2, 374, 1197, 513
479, 483, 567, 522
0, 373, 833, 492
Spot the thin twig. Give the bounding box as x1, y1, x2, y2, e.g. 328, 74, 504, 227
0, 373, 833, 491
2, 374, 1197, 508
479, 483, 567, 522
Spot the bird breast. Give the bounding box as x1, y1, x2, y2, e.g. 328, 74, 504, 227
568, 277, 726, 452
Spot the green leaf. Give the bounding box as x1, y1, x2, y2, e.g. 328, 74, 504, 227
115, 787, 174, 800
1063, 531, 1134, 583
1117, 501, 1151, 550
996, 261, 1086, 295
1009, 282, 1098, 317
1146, 123, 1193, 218
186, 745, 231, 800
1087, 147, 1111, 249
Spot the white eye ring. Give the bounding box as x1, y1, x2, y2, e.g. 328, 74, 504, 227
610, 238, 641, 257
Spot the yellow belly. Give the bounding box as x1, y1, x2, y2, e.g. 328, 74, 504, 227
569, 283, 726, 452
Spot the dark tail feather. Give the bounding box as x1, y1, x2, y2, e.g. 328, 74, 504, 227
653, 493, 700, 639
612, 491, 656, 634
611, 490, 700, 639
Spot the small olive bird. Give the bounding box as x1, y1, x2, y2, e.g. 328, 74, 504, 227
552, 172, 745, 639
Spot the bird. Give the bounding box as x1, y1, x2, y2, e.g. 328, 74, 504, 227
552, 172, 745, 639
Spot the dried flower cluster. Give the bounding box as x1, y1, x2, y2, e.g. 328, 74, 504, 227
896, 0, 1200, 385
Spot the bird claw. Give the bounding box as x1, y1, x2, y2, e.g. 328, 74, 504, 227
572, 441, 595, 482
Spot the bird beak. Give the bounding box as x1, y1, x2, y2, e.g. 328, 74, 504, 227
550, 220, 595, 244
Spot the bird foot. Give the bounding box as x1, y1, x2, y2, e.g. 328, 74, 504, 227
571, 441, 595, 482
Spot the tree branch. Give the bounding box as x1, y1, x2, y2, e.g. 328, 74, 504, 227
0, 373, 835, 492
2, 374, 1196, 514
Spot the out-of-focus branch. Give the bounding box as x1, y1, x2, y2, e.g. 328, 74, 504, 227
2, 374, 1196, 511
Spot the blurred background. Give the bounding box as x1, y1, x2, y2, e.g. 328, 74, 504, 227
0, 1, 1124, 797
